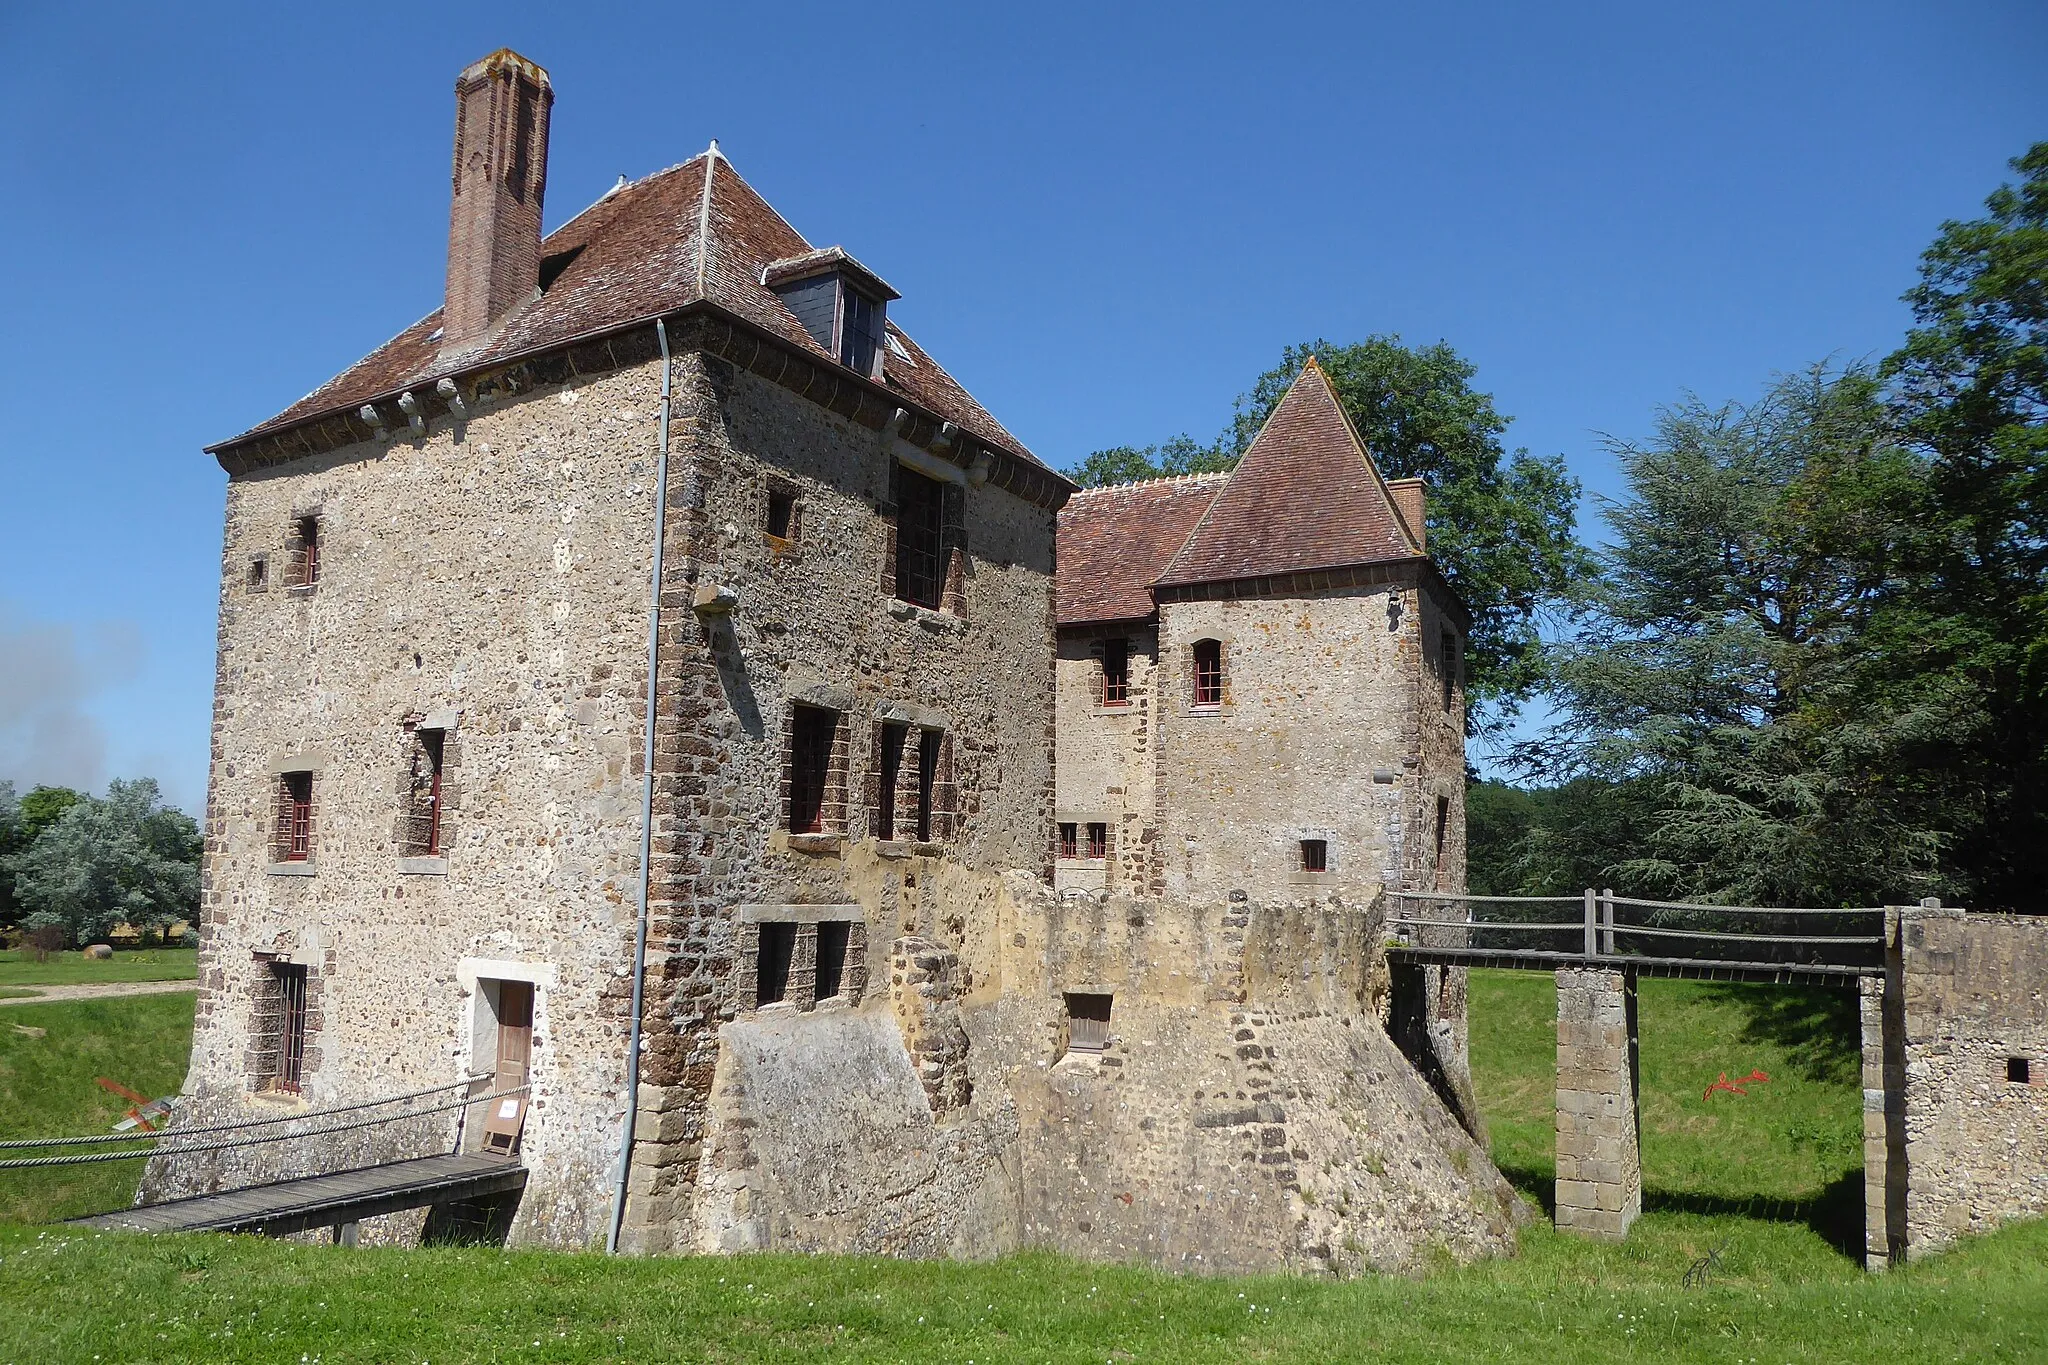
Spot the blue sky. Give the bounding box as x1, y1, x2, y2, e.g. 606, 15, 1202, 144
1, 1, 2042, 810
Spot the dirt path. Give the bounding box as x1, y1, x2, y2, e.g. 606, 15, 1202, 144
0, 980, 198, 1007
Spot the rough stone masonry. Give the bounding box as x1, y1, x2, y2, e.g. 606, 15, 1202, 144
143, 48, 1521, 1273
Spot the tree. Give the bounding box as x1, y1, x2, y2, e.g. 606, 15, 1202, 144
1070, 337, 1589, 728
7, 779, 200, 946
1520, 368, 1940, 905
1865, 141, 2048, 908
0, 783, 81, 932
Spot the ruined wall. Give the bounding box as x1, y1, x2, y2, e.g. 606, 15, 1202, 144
616, 353, 1059, 1251
1053, 624, 1160, 895
149, 358, 671, 1246
1892, 909, 2048, 1260
689, 872, 1522, 1274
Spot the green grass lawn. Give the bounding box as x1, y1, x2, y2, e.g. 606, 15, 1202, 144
0, 968, 2041, 1363
0, 946, 198, 988
0, 993, 196, 1223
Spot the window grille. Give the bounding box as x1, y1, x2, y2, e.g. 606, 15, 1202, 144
893, 466, 946, 608
1058, 822, 1078, 859
1086, 822, 1108, 860
1100, 637, 1129, 706
815, 921, 851, 1001
272, 963, 308, 1093
756, 923, 796, 1006
277, 772, 314, 863
1065, 992, 1112, 1054
874, 722, 907, 840
1300, 838, 1328, 873
1192, 639, 1223, 708
786, 706, 838, 834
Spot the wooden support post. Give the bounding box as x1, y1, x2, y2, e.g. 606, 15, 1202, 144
1600, 887, 1615, 957
1582, 888, 1597, 958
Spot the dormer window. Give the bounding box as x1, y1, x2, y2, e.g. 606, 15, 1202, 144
763, 247, 900, 380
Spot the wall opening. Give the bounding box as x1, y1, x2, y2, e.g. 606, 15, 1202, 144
756, 922, 796, 1006
1086, 822, 1108, 859
786, 705, 838, 833
815, 920, 851, 1002
765, 487, 796, 540
1300, 838, 1328, 873
1065, 992, 1112, 1055
1058, 822, 1078, 859
894, 465, 946, 607
1192, 638, 1223, 708
874, 721, 907, 839
2009, 1056, 2033, 1084
274, 772, 314, 863
1100, 636, 1129, 706
259, 961, 309, 1094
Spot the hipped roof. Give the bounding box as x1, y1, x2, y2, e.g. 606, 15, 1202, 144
213, 150, 1039, 469
1057, 361, 1428, 626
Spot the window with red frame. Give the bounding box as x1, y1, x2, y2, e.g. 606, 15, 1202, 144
278, 772, 313, 862
1100, 637, 1129, 706
1191, 639, 1223, 708
1086, 822, 1108, 859
1058, 822, 1078, 859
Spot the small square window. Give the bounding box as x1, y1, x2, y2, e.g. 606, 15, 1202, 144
1065, 992, 1112, 1055
766, 488, 796, 540
247, 556, 269, 592
756, 923, 796, 1007
288, 515, 321, 589
276, 772, 314, 863
1300, 839, 1328, 873
1086, 822, 1108, 860
1058, 822, 1078, 859
2008, 1057, 2032, 1084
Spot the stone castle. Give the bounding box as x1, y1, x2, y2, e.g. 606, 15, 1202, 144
144, 47, 1524, 1270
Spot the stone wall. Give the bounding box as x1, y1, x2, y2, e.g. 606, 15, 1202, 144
1884, 908, 2048, 1261
148, 356, 671, 1246
1053, 624, 1160, 895
1553, 967, 1642, 1241
680, 872, 1523, 1273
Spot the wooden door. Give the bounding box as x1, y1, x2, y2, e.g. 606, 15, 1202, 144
495, 981, 533, 1090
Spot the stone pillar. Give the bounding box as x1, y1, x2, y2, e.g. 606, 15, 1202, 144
1554, 966, 1641, 1240
1860, 960, 1907, 1270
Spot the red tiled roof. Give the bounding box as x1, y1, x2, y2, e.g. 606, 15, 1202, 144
1152, 361, 1421, 588
215, 151, 1038, 467
1056, 473, 1228, 625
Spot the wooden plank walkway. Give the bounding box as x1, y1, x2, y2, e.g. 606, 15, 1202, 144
73, 1154, 525, 1238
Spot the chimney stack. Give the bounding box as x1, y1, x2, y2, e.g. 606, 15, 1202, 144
1385, 477, 1426, 552
442, 49, 553, 357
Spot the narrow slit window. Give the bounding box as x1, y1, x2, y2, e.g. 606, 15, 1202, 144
840, 287, 883, 375
786, 706, 837, 834
815, 921, 851, 1002
2009, 1057, 2033, 1084
1100, 637, 1129, 706
916, 729, 941, 843
874, 722, 907, 840
1058, 822, 1078, 859
766, 488, 796, 540
272, 963, 308, 1093
1086, 822, 1108, 860
1065, 992, 1112, 1055
1300, 839, 1328, 873
893, 465, 946, 608
1192, 639, 1222, 708
1441, 628, 1459, 712
278, 772, 314, 863
756, 923, 796, 1006
402, 727, 446, 856
1434, 795, 1451, 877
247, 556, 268, 592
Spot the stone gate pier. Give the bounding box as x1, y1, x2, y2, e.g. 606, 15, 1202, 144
1553, 967, 1641, 1240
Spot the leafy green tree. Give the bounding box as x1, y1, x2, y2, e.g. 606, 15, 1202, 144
1070, 337, 1589, 729
7, 779, 200, 946
0, 783, 83, 931
1863, 141, 2048, 908
1522, 368, 1939, 905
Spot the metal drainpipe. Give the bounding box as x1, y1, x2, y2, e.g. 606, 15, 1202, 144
607, 316, 671, 1254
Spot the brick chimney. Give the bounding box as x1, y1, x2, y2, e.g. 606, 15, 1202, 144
1386, 477, 1426, 551
442, 49, 553, 357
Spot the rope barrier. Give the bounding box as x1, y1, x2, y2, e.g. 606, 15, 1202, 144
0, 1085, 527, 1172
0, 1075, 491, 1150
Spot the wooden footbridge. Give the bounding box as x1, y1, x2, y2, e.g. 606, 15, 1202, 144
1386, 889, 1893, 1254
0, 1076, 529, 1244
